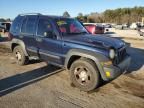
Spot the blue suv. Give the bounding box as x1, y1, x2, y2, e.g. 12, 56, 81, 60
10, 13, 131, 91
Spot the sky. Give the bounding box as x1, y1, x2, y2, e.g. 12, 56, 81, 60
0, 0, 144, 19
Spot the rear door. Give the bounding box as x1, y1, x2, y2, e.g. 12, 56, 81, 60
20, 15, 38, 56
36, 17, 63, 65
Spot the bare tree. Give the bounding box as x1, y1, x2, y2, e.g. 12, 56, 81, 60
63, 11, 70, 17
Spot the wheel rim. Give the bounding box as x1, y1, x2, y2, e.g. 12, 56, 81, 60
15, 51, 22, 61
74, 66, 92, 86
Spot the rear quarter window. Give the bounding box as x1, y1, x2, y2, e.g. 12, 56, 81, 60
10, 16, 24, 34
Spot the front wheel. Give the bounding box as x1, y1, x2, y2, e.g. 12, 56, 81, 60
13, 46, 29, 65
70, 58, 100, 91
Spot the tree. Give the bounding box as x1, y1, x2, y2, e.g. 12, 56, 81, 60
63, 11, 70, 17
6, 18, 11, 22
87, 16, 95, 23
87, 12, 104, 23
103, 7, 144, 24
0, 18, 6, 22
78, 13, 83, 17
77, 13, 85, 22
76, 6, 144, 24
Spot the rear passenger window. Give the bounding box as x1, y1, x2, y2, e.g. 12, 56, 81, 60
21, 16, 37, 34
37, 19, 52, 36
26, 17, 36, 34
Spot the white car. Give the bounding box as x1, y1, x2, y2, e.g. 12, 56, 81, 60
138, 28, 144, 36
130, 23, 138, 30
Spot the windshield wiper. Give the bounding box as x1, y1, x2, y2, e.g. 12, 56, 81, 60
78, 31, 88, 35
63, 32, 88, 36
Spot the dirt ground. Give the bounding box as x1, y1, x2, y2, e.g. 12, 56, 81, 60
0, 30, 144, 108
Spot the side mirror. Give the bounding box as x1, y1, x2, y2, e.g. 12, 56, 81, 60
43, 31, 57, 39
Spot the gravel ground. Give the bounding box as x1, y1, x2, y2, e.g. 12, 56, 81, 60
106, 28, 144, 40
0, 30, 144, 108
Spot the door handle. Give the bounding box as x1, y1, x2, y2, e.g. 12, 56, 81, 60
63, 43, 66, 46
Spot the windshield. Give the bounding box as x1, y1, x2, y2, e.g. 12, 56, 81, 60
55, 18, 88, 35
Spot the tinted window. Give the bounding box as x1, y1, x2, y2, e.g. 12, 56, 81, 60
21, 16, 37, 34
21, 18, 27, 33
55, 18, 88, 35
37, 18, 52, 36
26, 17, 36, 34
10, 16, 24, 33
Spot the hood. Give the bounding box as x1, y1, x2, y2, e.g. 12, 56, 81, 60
63, 34, 125, 49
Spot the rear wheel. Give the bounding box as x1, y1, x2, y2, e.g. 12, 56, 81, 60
13, 46, 29, 65
70, 58, 100, 91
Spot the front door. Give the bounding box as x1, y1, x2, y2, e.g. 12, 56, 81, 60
36, 17, 63, 65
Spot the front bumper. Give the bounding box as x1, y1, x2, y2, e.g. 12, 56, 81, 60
102, 55, 131, 81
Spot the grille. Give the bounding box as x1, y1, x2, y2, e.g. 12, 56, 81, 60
113, 47, 127, 65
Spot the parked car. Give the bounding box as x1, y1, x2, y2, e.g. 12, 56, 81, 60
0, 23, 5, 32
138, 27, 144, 36
123, 24, 129, 28
129, 23, 141, 30
114, 24, 124, 30
83, 23, 105, 34
102, 23, 112, 31
111, 23, 117, 28
3, 22, 11, 32
0, 22, 11, 32
103, 24, 112, 28
10, 13, 131, 91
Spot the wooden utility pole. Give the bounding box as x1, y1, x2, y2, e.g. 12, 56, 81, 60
142, 17, 144, 25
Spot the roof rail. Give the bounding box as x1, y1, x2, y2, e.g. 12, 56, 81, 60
19, 13, 42, 16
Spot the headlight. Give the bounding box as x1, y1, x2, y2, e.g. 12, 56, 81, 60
109, 49, 115, 59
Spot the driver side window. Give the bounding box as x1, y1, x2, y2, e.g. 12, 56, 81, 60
37, 18, 53, 37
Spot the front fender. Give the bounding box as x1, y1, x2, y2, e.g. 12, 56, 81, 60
11, 38, 28, 56
65, 49, 110, 80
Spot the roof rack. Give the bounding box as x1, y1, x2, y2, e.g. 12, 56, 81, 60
19, 13, 42, 16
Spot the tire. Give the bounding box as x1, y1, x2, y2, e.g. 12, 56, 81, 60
139, 32, 144, 36
13, 46, 29, 65
122, 27, 124, 30
70, 58, 100, 91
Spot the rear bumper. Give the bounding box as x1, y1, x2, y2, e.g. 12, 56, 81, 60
102, 55, 131, 81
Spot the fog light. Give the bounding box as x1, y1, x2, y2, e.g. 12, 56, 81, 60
106, 71, 111, 77
101, 61, 112, 66
104, 61, 112, 66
